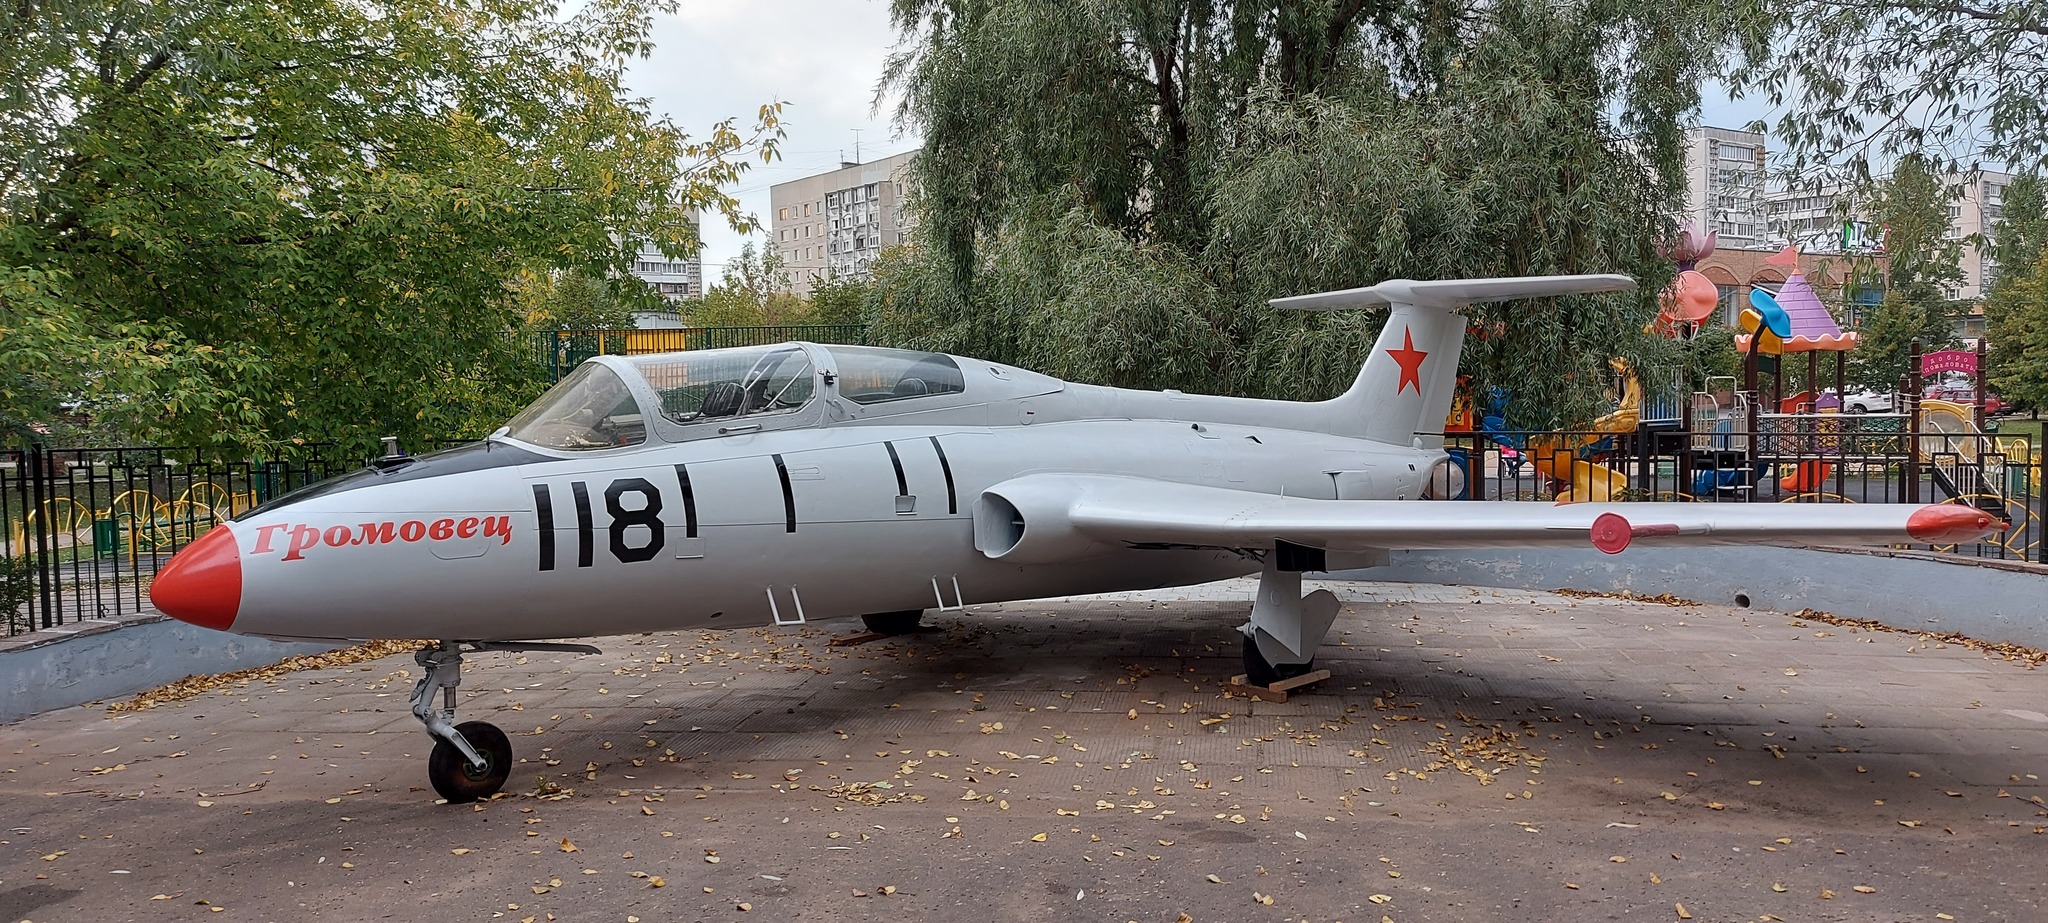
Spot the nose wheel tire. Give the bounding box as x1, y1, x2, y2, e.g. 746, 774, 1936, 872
861, 610, 926, 635
1242, 634, 1316, 688
429, 720, 512, 803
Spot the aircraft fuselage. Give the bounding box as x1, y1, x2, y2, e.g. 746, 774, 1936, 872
227, 416, 1430, 640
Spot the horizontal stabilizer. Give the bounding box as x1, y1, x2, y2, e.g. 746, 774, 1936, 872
1269, 274, 1637, 312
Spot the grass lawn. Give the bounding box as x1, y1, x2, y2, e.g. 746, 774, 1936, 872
1993, 416, 2043, 441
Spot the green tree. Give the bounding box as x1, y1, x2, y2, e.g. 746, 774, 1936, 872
1848, 157, 1964, 388
1988, 175, 2048, 294
1730, 0, 2048, 175
1868, 156, 1967, 296
1986, 176, 2048, 407
1, 0, 782, 451
512, 269, 649, 331
688, 244, 807, 327
879, 0, 1744, 427
1849, 292, 1955, 391
806, 275, 874, 327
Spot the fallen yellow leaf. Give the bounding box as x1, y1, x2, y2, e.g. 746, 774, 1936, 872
1675, 902, 1692, 919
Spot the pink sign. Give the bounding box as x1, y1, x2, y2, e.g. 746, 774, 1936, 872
1921, 350, 1977, 375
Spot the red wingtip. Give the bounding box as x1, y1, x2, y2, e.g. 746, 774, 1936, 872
1905, 505, 2001, 544
1590, 512, 1632, 555
149, 524, 242, 631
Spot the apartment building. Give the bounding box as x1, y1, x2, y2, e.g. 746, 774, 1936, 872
769, 149, 918, 296
1681, 126, 1770, 250
626, 239, 703, 302
1950, 169, 2015, 300
1763, 184, 1885, 254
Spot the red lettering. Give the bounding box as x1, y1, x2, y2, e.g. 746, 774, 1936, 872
357, 522, 396, 545
483, 516, 512, 545
399, 520, 427, 542
322, 525, 351, 547
456, 517, 479, 539
429, 518, 455, 541
281, 525, 321, 561
251, 523, 288, 554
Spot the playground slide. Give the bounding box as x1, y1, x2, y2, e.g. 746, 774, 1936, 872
1776, 390, 1834, 493
1526, 368, 1642, 503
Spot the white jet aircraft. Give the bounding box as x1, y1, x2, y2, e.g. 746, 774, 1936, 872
148, 274, 2000, 801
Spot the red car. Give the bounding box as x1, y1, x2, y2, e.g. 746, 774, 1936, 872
1923, 382, 2003, 415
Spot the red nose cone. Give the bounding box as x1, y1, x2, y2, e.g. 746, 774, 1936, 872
1905, 505, 2000, 544
150, 524, 242, 631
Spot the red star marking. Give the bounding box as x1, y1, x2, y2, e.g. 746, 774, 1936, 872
1386, 327, 1428, 396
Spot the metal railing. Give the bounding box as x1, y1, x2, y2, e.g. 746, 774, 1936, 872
1, 443, 466, 636
541, 324, 868, 381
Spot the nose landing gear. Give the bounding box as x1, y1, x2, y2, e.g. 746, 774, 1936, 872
409, 640, 601, 803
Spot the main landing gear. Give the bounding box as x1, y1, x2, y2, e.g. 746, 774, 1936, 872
860, 609, 926, 635
1239, 551, 1340, 687
409, 640, 600, 803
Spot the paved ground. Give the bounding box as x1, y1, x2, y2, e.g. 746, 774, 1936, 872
2, 580, 2045, 923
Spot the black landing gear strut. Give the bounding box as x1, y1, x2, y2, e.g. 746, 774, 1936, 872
409, 641, 600, 803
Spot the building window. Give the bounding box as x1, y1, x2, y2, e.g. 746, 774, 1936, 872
778, 207, 788, 220
802, 203, 811, 217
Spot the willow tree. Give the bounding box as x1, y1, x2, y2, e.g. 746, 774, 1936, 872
1731, 0, 2048, 177
1, 0, 780, 450
873, 0, 1755, 428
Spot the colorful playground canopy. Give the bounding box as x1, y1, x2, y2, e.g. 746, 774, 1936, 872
1734, 272, 1858, 353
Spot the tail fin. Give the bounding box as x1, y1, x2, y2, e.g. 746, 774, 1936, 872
1271, 274, 1636, 447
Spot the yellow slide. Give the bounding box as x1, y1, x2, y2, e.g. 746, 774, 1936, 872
1526, 363, 1640, 503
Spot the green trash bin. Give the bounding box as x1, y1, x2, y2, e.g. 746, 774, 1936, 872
92, 518, 122, 557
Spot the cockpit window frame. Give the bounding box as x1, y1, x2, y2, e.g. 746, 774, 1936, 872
822, 345, 971, 410
631, 344, 831, 443
497, 360, 650, 453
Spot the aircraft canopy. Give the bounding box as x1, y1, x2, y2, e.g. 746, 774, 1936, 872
502, 361, 648, 451
628, 344, 818, 427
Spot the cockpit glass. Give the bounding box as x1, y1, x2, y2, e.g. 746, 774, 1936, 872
826, 346, 966, 404
502, 362, 646, 450
628, 345, 816, 425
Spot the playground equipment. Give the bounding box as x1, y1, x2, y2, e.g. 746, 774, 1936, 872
1524, 362, 1640, 502
6, 483, 256, 563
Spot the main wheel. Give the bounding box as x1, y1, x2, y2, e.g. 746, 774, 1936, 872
861, 610, 926, 635
1241, 634, 1316, 688
428, 720, 512, 803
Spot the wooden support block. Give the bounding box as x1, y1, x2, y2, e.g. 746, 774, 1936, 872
828, 632, 888, 647
1222, 669, 1331, 702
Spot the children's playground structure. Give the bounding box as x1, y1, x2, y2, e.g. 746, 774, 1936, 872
1443, 237, 2039, 561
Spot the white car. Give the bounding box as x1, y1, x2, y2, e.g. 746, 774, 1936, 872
1827, 388, 1894, 413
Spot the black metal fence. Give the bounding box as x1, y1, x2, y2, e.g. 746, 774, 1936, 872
0, 443, 467, 636
1440, 416, 2045, 562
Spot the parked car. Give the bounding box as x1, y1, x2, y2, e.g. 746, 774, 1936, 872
1923, 381, 2003, 415
1824, 388, 1894, 413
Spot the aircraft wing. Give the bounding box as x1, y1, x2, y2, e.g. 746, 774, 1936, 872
973, 474, 2001, 563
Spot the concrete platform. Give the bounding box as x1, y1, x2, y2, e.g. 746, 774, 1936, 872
2, 580, 2044, 922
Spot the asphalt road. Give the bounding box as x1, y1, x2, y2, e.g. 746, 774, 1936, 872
2, 580, 2044, 922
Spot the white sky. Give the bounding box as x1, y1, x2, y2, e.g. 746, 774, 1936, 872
623, 3, 1768, 284
626, 0, 917, 281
